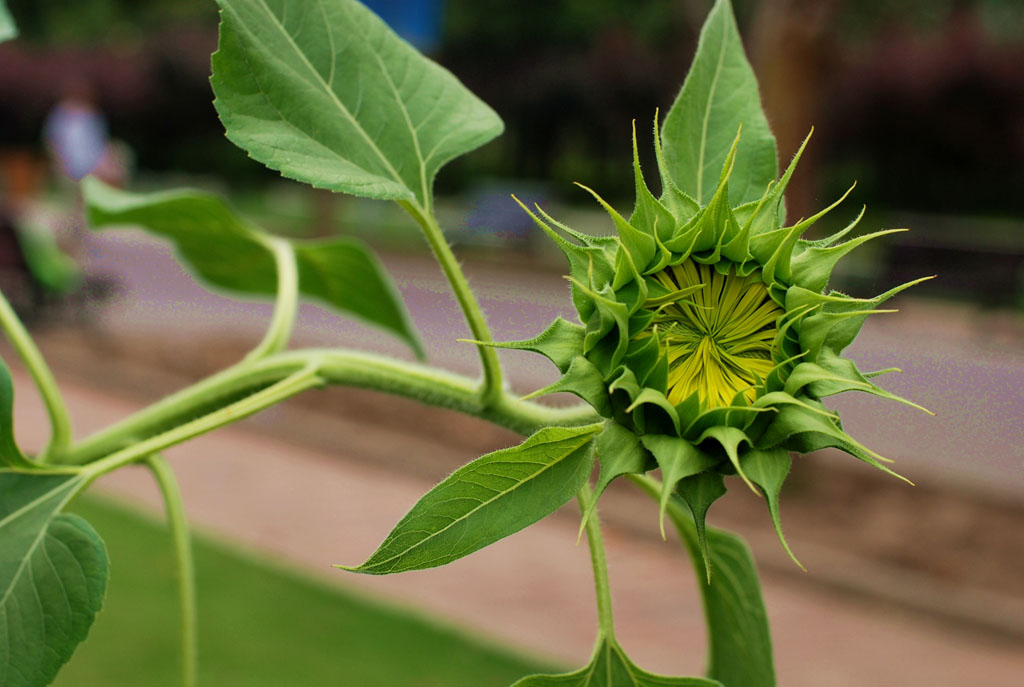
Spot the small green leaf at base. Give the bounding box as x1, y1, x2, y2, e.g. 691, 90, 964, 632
339, 425, 600, 575
1, 471, 108, 687
512, 637, 722, 686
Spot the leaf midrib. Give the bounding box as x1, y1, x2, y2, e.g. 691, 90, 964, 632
0, 478, 83, 610
246, 0, 416, 204
695, 10, 729, 203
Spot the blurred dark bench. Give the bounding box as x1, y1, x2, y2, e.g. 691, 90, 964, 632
883, 214, 1024, 309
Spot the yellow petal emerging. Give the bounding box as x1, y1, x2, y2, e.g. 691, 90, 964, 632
645, 261, 781, 408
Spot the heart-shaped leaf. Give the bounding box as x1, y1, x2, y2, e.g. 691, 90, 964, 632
211, 0, 503, 208
82, 177, 423, 357
512, 636, 721, 686
0, 470, 108, 687
340, 425, 599, 575
661, 0, 777, 206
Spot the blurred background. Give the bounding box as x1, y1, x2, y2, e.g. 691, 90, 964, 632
1, 1, 1023, 686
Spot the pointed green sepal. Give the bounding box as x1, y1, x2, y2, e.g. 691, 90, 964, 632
652, 112, 701, 223
512, 196, 615, 320
576, 183, 657, 272
791, 228, 907, 293
523, 356, 613, 417
740, 447, 804, 569
762, 182, 856, 287
676, 470, 728, 582
463, 318, 584, 374
641, 435, 717, 539
578, 422, 651, 535
746, 128, 813, 237
630, 120, 678, 243
785, 355, 933, 415
758, 401, 913, 484
696, 425, 757, 492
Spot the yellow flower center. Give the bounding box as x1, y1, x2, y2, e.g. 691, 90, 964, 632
644, 261, 782, 408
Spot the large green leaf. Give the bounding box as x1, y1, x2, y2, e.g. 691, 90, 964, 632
0, 470, 108, 687
82, 177, 423, 357
210, 0, 503, 208
340, 425, 599, 575
663, 493, 775, 687
0, 0, 16, 42
512, 637, 721, 686
661, 0, 777, 206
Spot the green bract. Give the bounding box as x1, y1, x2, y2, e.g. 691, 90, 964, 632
495, 122, 931, 569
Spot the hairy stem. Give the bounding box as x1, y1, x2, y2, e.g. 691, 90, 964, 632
0, 288, 72, 462
62, 349, 599, 466
399, 200, 504, 406
82, 364, 324, 476
577, 484, 616, 640
244, 236, 298, 362
145, 455, 197, 687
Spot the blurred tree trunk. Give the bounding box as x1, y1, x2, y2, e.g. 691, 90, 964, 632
749, 0, 842, 224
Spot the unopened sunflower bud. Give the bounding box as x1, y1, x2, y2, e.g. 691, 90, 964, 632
490, 121, 931, 573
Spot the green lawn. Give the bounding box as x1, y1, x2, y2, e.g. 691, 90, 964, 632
57, 497, 552, 687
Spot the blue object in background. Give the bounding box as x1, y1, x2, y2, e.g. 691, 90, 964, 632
363, 0, 444, 53
43, 101, 108, 181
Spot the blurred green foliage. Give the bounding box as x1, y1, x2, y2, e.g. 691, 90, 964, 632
5, 0, 214, 44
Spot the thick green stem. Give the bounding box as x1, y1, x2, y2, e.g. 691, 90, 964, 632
398, 200, 504, 406
145, 455, 197, 687
577, 484, 616, 640
245, 237, 298, 362
82, 364, 323, 476
62, 348, 599, 466
0, 288, 72, 461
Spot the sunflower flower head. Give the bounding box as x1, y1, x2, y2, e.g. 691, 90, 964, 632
490, 121, 931, 572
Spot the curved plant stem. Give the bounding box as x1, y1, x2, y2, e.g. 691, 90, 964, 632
81, 363, 324, 476
398, 200, 504, 406
244, 237, 298, 362
62, 349, 600, 466
577, 483, 616, 640
0, 288, 72, 462
145, 455, 197, 687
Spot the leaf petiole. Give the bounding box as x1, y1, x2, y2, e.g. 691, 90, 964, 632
0, 288, 72, 462
398, 201, 505, 407
245, 236, 299, 362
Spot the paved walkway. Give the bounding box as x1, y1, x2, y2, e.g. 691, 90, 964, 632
9, 366, 1024, 687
